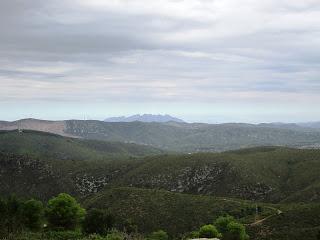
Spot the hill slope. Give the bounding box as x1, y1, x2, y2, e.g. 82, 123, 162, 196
65, 120, 320, 152
2, 118, 320, 152
84, 187, 275, 237
1, 138, 320, 203
113, 147, 320, 203
0, 130, 164, 161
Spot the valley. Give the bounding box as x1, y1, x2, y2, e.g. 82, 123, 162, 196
1, 129, 320, 239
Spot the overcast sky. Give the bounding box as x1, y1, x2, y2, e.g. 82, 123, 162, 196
1, 0, 320, 123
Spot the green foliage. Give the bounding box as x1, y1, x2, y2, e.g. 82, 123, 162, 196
21, 199, 44, 231
105, 230, 125, 240
225, 222, 249, 240
148, 230, 169, 240
83, 208, 114, 235
199, 224, 221, 239
84, 187, 266, 237
118, 218, 138, 234
214, 215, 236, 235
0, 130, 163, 162
248, 204, 320, 240
184, 231, 200, 239
46, 193, 85, 230
5, 195, 24, 234
43, 230, 83, 240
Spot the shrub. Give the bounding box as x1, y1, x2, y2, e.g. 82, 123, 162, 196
199, 224, 221, 239
148, 230, 169, 240
106, 230, 125, 240
186, 231, 200, 239
214, 215, 236, 235
46, 193, 85, 230
6, 195, 24, 233
119, 218, 138, 233
21, 199, 44, 231
224, 222, 249, 240
44, 230, 83, 240
83, 208, 114, 235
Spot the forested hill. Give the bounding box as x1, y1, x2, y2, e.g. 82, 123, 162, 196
0, 130, 164, 161
65, 120, 320, 152
1, 118, 320, 152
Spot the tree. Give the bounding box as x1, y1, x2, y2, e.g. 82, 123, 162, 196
83, 208, 114, 235
6, 195, 23, 234
21, 199, 44, 231
46, 193, 85, 230
199, 224, 221, 239
214, 215, 236, 235
0, 198, 7, 235
149, 230, 169, 240
224, 222, 249, 240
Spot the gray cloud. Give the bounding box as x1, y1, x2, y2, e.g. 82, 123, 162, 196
0, 0, 320, 121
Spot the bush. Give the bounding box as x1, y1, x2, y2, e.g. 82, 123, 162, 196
44, 230, 83, 240
185, 231, 200, 239
46, 193, 85, 230
199, 224, 221, 239
148, 230, 169, 240
105, 230, 125, 240
119, 218, 138, 233
214, 215, 236, 235
21, 199, 44, 231
6, 195, 24, 234
224, 222, 249, 240
83, 209, 114, 235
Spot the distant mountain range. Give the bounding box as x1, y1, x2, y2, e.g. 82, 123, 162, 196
1, 118, 320, 152
104, 114, 185, 123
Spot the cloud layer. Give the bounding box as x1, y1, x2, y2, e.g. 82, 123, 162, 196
1, 0, 320, 122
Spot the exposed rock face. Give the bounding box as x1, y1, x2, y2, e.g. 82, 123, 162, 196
123, 164, 275, 201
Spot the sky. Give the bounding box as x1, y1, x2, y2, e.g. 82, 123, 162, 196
0, 0, 320, 123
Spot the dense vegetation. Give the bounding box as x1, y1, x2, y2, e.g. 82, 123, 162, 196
0, 193, 250, 240
0, 130, 163, 161
1, 130, 320, 239
1, 132, 320, 203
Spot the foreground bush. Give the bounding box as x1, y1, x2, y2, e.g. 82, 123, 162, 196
199, 224, 221, 239
46, 193, 86, 230
83, 209, 114, 235
148, 230, 169, 240
214, 215, 236, 235
21, 199, 44, 231
224, 222, 249, 240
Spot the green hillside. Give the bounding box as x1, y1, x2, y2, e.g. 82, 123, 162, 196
1, 134, 320, 239
115, 147, 320, 203
0, 130, 164, 161
84, 187, 276, 237
1, 133, 320, 204
65, 120, 320, 152
248, 203, 320, 240
85, 187, 320, 240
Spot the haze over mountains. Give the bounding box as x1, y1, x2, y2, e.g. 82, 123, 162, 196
105, 114, 185, 123
1, 117, 320, 152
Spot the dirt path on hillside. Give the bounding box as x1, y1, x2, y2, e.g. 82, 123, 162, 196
221, 198, 283, 226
